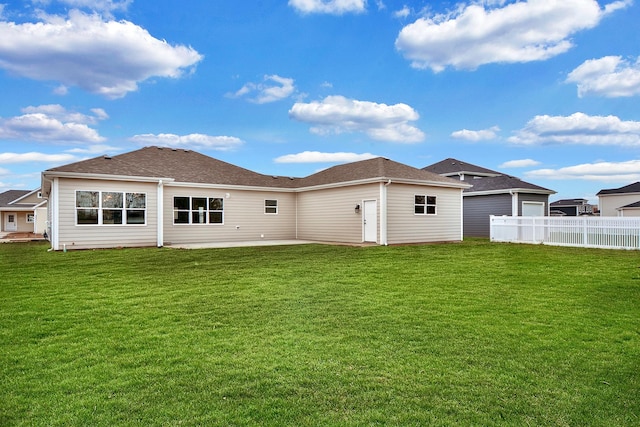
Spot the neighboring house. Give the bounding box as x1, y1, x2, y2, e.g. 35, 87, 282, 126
0, 189, 47, 234
41, 146, 470, 250
597, 182, 640, 217
549, 198, 596, 216
423, 158, 555, 237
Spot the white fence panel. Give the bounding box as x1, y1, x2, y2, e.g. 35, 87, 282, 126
490, 216, 640, 250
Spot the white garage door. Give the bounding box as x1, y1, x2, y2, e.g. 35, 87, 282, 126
522, 201, 545, 216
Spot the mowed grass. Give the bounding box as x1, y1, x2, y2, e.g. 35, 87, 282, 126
1, 240, 639, 426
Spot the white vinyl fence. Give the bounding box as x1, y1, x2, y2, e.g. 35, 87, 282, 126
490, 216, 640, 250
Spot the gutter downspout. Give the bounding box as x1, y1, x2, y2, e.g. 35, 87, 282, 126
52, 177, 60, 251
460, 189, 464, 241
157, 180, 164, 247
510, 190, 518, 216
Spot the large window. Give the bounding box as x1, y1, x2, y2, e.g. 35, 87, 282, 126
173, 196, 223, 224
415, 195, 437, 215
76, 190, 146, 225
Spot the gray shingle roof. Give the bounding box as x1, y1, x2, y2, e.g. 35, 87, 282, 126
423, 158, 502, 177
44, 147, 464, 189
299, 157, 462, 187
423, 158, 554, 194
597, 181, 640, 196
0, 190, 30, 208
550, 199, 589, 206
46, 147, 301, 188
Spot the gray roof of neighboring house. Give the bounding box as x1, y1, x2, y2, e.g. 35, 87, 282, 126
423, 158, 502, 177
550, 198, 589, 206
463, 175, 554, 194
596, 181, 640, 196
423, 158, 554, 194
0, 190, 30, 208
619, 201, 640, 209
43, 146, 465, 190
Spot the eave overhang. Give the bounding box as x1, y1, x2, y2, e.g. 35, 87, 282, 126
464, 188, 556, 197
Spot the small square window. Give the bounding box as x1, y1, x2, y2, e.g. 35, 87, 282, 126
265, 200, 278, 214
415, 194, 436, 215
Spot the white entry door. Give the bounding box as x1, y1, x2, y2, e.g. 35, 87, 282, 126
363, 200, 377, 242
5, 212, 17, 231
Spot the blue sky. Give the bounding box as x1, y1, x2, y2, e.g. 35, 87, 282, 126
1, 0, 639, 204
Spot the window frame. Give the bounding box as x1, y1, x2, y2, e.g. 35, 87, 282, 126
264, 199, 278, 215
75, 190, 147, 226
173, 196, 224, 225
414, 194, 437, 215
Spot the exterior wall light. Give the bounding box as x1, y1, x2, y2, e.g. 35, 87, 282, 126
355, 204, 361, 213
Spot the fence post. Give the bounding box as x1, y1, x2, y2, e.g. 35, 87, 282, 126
490, 215, 494, 241
583, 217, 588, 247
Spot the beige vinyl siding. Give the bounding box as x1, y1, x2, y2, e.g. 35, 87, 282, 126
163, 187, 296, 244
14, 212, 33, 232
599, 194, 640, 216
56, 178, 158, 249
387, 184, 463, 244
18, 192, 42, 204
35, 206, 47, 234
297, 184, 379, 243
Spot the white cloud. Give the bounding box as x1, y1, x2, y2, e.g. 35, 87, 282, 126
499, 159, 541, 168
508, 112, 640, 146
0, 152, 79, 164
451, 126, 499, 141
395, 0, 630, 72
32, 0, 133, 17
53, 85, 69, 96
0, 10, 203, 99
288, 0, 366, 15
64, 144, 121, 154
274, 151, 377, 163
129, 133, 244, 151
394, 6, 411, 19
0, 105, 106, 143
566, 55, 640, 98
228, 75, 296, 104
289, 95, 425, 143
0, 167, 10, 175
525, 159, 640, 182
21, 104, 108, 125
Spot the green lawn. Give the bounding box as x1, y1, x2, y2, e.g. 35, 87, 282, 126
1, 240, 639, 426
